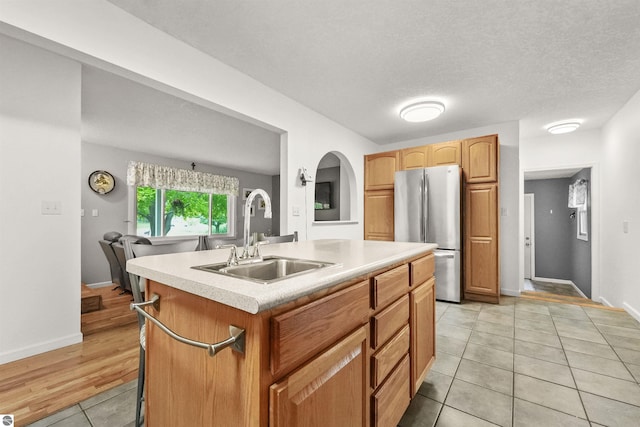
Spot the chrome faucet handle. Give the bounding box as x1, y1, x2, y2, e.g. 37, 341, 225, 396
251, 240, 269, 259
220, 244, 238, 266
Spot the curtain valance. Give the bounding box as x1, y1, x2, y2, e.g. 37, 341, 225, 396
126, 161, 239, 196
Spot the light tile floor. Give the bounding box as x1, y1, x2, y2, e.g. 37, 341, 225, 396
523, 279, 584, 298
399, 296, 640, 427
27, 297, 640, 427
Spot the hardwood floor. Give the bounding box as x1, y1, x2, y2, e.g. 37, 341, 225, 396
0, 286, 139, 426
81, 285, 137, 335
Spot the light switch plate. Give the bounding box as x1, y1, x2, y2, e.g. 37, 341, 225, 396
623, 220, 629, 234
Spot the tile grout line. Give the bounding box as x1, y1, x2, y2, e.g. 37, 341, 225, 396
550, 304, 591, 424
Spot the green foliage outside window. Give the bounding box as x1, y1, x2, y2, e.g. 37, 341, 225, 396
136, 187, 230, 236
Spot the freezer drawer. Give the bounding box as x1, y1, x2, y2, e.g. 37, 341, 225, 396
434, 249, 461, 303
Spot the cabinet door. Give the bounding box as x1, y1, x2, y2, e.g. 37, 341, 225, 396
410, 277, 435, 397
364, 190, 394, 241
464, 183, 499, 302
365, 151, 400, 190
462, 135, 498, 183
400, 146, 429, 170
428, 141, 461, 166
270, 326, 369, 427
371, 354, 410, 427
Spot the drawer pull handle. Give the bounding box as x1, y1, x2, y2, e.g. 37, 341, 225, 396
131, 293, 246, 356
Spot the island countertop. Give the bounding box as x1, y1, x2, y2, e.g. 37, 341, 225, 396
127, 239, 436, 314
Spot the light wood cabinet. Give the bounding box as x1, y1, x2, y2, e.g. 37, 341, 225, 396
270, 326, 369, 427
364, 189, 395, 241
271, 280, 369, 377
410, 277, 436, 396
464, 183, 499, 303
462, 135, 498, 183
365, 151, 399, 190
400, 146, 429, 170
429, 140, 461, 166
363, 134, 500, 304
371, 355, 411, 427
144, 250, 435, 427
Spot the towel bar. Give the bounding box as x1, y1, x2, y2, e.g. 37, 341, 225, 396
131, 293, 245, 356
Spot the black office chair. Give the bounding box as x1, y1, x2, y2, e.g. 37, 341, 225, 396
122, 238, 200, 427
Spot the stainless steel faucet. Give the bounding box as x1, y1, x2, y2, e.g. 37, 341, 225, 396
242, 189, 272, 259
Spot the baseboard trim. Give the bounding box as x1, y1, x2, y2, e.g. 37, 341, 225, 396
532, 277, 589, 300
0, 332, 83, 365
623, 302, 640, 323
86, 281, 114, 289
532, 276, 573, 285
599, 296, 614, 307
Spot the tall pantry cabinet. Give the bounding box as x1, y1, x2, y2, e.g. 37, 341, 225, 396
364, 135, 500, 303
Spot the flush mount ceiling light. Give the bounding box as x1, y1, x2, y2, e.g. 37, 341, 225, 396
399, 101, 445, 122
546, 121, 581, 134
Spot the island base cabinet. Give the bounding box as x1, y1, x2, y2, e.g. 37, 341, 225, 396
371, 355, 411, 427
270, 326, 369, 427
410, 277, 436, 397
145, 281, 269, 427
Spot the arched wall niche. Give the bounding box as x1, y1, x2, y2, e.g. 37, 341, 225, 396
314, 151, 356, 222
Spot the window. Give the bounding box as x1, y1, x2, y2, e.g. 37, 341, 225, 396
135, 187, 235, 237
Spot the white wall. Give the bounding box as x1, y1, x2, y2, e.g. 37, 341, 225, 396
601, 89, 640, 319
520, 129, 603, 301
385, 121, 521, 296
0, 35, 82, 363
0, 0, 378, 361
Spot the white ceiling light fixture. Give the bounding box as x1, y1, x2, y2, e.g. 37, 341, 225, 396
546, 120, 581, 134
399, 101, 445, 122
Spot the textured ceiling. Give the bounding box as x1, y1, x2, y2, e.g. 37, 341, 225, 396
105, 0, 640, 144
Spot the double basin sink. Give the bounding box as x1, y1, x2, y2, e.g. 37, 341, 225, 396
192, 256, 335, 284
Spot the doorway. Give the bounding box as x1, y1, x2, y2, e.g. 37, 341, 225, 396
522, 167, 594, 300
524, 193, 534, 279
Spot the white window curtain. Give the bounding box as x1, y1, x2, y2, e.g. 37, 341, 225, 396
568, 180, 588, 208
126, 161, 239, 196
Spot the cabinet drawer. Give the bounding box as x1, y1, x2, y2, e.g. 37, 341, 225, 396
371, 325, 410, 389
410, 253, 434, 286
271, 280, 369, 377
371, 264, 409, 310
371, 294, 409, 349
371, 354, 410, 427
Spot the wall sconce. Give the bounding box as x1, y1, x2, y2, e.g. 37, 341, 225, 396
299, 168, 313, 186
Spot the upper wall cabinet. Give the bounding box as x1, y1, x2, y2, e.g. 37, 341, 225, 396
400, 146, 429, 170
462, 135, 498, 183
365, 151, 400, 190
429, 141, 461, 167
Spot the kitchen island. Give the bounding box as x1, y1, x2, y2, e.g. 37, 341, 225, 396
127, 239, 437, 427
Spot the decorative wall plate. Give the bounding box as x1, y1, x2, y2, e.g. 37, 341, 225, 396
88, 170, 115, 194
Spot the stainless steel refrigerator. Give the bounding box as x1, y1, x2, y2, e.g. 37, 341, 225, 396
394, 165, 461, 302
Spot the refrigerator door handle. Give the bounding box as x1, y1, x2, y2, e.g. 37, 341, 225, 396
420, 174, 425, 242
424, 173, 429, 242
434, 251, 455, 259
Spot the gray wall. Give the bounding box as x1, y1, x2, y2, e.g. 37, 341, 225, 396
82, 142, 276, 285
524, 169, 592, 297
314, 166, 341, 221
525, 178, 573, 280
570, 168, 592, 297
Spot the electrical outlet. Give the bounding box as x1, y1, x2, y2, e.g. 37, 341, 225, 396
623, 220, 629, 234
292, 206, 301, 216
